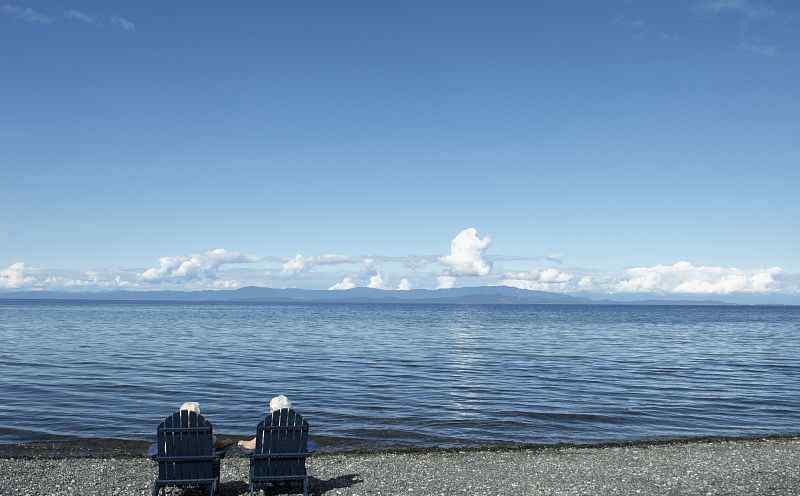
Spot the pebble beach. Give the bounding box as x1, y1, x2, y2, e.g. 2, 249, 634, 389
1, 437, 799, 495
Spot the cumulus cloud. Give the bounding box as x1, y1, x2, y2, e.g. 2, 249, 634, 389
212, 279, 242, 289
110, 15, 135, 31
281, 254, 354, 275
504, 268, 573, 283
329, 276, 356, 291
439, 228, 492, 276
367, 273, 385, 289
281, 255, 307, 275
615, 261, 784, 294
139, 248, 258, 284
397, 278, 411, 291
111, 275, 133, 288
0, 262, 37, 289
0, 263, 137, 290
2, 4, 52, 24
577, 276, 594, 290
436, 275, 456, 289
501, 268, 573, 290
65, 271, 134, 289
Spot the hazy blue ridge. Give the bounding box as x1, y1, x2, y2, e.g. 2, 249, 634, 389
0, 285, 749, 305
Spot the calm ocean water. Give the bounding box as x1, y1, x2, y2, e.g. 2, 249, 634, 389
0, 301, 798, 450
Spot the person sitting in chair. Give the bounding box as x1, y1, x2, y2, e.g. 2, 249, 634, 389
238, 395, 294, 450
147, 401, 230, 457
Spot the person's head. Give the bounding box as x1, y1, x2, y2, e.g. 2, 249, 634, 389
269, 395, 292, 413
180, 401, 201, 414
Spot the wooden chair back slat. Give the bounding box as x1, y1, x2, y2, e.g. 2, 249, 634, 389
155, 410, 215, 481
271, 410, 281, 477
250, 408, 310, 484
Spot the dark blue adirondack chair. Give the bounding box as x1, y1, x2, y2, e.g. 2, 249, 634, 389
151, 410, 223, 496
248, 408, 312, 496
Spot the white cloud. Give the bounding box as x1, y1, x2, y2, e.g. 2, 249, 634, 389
139, 248, 258, 284
64, 9, 95, 24
436, 275, 456, 289
741, 41, 777, 57
501, 268, 573, 290
367, 273, 385, 289
282, 255, 308, 275
4, 244, 796, 297
504, 268, 571, 283
0, 263, 138, 290
281, 254, 354, 275
503, 271, 569, 289
439, 227, 492, 276
541, 268, 572, 283
110, 15, 135, 31
696, 0, 775, 20
399, 255, 438, 271
500, 279, 546, 291
545, 253, 564, 264
62, 271, 133, 289
329, 276, 356, 290
613, 15, 646, 31
2, 6, 137, 32
615, 261, 784, 294
0, 262, 37, 289
2, 4, 52, 24
212, 279, 242, 289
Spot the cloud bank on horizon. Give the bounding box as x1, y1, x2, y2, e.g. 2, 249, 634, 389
1, 228, 796, 297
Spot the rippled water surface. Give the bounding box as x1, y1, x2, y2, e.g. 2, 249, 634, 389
1, 301, 798, 449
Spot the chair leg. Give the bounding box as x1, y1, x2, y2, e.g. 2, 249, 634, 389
303, 477, 309, 496
151, 484, 160, 496
209, 480, 218, 496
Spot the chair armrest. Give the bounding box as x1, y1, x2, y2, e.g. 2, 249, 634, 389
251, 451, 313, 460
148, 440, 226, 459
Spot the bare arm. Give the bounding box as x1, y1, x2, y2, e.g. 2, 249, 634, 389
237, 437, 256, 450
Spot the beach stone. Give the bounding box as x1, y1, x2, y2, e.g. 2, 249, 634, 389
0, 438, 799, 495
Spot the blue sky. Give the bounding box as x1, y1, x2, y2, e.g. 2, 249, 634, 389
1, 1, 798, 295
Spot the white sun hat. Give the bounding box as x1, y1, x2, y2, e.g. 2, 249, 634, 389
269, 395, 292, 413
179, 401, 201, 413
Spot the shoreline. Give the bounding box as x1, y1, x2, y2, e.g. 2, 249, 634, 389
3, 431, 799, 459
2, 436, 799, 495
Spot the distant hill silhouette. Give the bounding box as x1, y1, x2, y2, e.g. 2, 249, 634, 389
0, 285, 738, 305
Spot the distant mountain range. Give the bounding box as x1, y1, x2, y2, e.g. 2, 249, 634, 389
0, 285, 741, 305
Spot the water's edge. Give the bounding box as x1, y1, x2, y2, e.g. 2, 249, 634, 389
3, 432, 799, 459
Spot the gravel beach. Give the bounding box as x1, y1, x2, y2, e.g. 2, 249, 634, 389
1, 437, 798, 495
